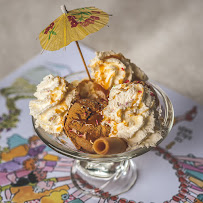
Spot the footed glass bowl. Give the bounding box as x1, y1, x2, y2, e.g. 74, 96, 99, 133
33, 71, 174, 197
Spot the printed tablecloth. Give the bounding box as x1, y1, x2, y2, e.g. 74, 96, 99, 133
0, 43, 202, 203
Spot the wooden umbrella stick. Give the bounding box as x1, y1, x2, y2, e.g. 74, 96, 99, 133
75, 41, 92, 80
61, 5, 91, 80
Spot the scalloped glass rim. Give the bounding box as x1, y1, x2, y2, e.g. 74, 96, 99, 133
32, 71, 174, 162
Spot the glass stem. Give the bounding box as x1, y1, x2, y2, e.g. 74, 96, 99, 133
71, 159, 137, 196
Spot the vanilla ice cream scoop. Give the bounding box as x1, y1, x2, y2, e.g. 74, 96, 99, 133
89, 51, 148, 90
29, 74, 77, 134
102, 82, 163, 150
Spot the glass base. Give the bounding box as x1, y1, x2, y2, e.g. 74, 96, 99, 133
71, 159, 137, 197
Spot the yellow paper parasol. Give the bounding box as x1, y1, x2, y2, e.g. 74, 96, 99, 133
39, 5, 110, 79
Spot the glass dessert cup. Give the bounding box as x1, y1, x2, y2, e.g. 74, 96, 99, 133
32, 71, 174, 197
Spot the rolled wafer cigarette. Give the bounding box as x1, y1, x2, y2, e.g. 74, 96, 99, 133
93, 137, 127, 155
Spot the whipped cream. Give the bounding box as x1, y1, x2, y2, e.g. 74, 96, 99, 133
102, 82, 162, 149
89, 51, 148, 90
29, 75, 77, 134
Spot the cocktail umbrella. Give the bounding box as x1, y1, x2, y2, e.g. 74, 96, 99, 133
39, 5, 110, 80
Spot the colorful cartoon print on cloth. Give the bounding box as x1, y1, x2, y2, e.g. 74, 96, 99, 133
0, 45, 202, 202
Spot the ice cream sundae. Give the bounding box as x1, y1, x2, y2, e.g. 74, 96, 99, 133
30, 51, 164, 155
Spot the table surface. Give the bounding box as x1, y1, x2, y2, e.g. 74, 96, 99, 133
0, 43, 202, 202
0, 0, 203, 104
